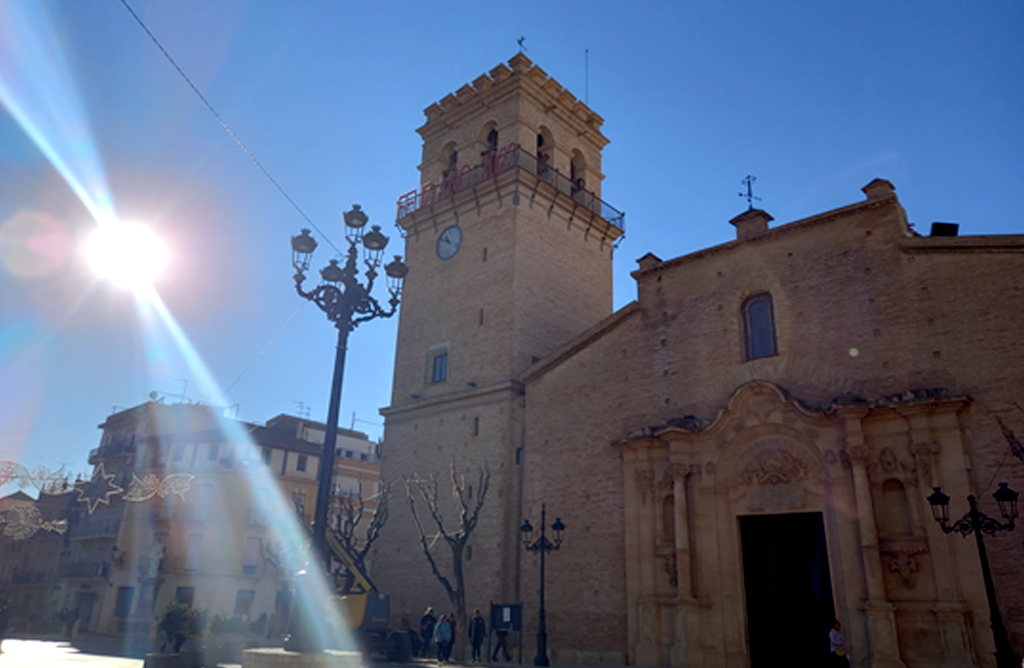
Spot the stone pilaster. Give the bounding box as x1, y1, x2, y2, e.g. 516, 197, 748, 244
843, 410, 907, 668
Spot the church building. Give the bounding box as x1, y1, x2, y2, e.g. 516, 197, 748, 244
376, 54, 1024, 668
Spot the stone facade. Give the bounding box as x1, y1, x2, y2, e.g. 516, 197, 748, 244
378, 53, 622, 633
378, 55, 1024, 667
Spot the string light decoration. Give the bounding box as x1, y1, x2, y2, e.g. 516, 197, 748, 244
0, 504, 68, 540
123, 472, 194, 502
1, 460, 195, 541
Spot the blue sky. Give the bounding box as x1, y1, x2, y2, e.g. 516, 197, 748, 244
1, 0, 1022, 488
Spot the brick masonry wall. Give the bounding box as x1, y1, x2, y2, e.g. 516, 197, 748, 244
521, 187, 1024, 656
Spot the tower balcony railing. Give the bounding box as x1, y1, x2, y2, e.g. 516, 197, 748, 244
396, 143, 625, 232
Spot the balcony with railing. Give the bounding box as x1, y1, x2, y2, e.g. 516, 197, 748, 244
58, 561, 110, 579
396, 143, 625, 233
11, 571, 47, 584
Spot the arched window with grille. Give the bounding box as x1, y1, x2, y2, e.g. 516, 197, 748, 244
743, 293, 778, 360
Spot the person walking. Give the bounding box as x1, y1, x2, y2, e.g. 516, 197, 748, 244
0, 599, 12, 654
434, 614, 453, 664
829, 618, 850, 667
492, 625, 511, 662
420, 607, 437, 658
469, 609, 487, 662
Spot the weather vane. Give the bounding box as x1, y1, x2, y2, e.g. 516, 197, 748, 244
739, 175, 761, 211
518, 36, 526, 52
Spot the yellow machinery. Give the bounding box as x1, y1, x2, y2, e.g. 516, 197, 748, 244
326, 530, 410, 660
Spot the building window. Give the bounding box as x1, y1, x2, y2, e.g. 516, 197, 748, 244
261, 448, 272, 465
234, 590, 256, 616
175, 587, 195, 607
207, 443, 219, 461
743, 293, 778, 360
296, 455, 308, 472
242, 538, 260, 575
186, 534, 203, 571
114, 586, 134, 619
431, 352, 448, 383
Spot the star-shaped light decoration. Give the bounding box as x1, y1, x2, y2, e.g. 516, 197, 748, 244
75, 462, 123, 514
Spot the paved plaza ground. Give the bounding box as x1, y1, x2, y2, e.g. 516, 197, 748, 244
0, 638, 145, 667
0, 638, 572, 668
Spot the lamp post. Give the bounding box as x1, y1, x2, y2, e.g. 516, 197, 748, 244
926, 482, 1019, 668
520, 504, 565, 667
286, 206, 406, 650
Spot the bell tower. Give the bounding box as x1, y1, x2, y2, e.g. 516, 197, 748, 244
376, 53, 624, 618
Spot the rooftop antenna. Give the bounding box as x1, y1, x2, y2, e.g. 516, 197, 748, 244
517, 36, 526, 53
739, 175, 761, 211
158, 379, 190, 404
293, 401, 311, 419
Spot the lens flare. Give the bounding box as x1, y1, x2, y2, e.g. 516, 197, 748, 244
0, 210, 71, 278
130, 286, 347, 649
84, 221, 168, 291
0, 1, 117, 226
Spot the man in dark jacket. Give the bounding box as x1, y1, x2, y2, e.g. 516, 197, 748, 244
420, 607, 437, 658
0, 599, 12, 654
469, 609, 487, 662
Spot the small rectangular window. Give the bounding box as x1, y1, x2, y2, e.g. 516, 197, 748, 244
114, 587, 134, 619
173, 444, 184, 462
743, 293, 778, 360
242, 538, 260, 575
207, 443, 219, 461
297, 454, 308, 472
432, 353, 448, 383
261, 448, 272, 465
175, 586, 195, 606
185, 534, 203, 571
234, 589, 256, 615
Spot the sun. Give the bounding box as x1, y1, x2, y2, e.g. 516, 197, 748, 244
84, 221, 169, 291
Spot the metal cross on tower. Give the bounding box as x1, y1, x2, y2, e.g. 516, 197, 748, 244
518, 36, 527, 52
739, 174, 761, 211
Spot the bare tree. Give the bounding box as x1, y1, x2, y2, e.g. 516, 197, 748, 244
259, 491, 310, 638
406, 461, 490, 652
329, 481, 390, 593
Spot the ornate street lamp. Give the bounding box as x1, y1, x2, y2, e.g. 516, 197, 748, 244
521, 504, 565, 666
927, 483, 1019, 668
286, 205, 406, 651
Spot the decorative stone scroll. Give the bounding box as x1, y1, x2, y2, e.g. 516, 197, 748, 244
737, 447, 808, 486
748, 483, 806, 511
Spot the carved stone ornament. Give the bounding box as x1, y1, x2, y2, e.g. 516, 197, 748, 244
880, 538, 927, 589
888, 554, 920, 589
635, 469, 656, 504
659, 470, 674, 493
738, 448, 808, 486
879, 447, 898, 473
910, 442, 934, 487
668, 463, 690, 481
847, 445, 870, 464
663, 554, 678, 589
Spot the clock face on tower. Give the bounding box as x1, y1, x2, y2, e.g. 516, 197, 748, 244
436, 225, 462, 260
